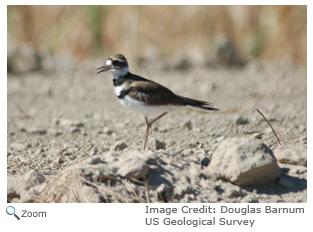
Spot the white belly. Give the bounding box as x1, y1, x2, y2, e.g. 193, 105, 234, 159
119, 95, 179, 118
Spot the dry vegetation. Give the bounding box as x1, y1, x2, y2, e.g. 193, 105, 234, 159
7, 5, 307, 65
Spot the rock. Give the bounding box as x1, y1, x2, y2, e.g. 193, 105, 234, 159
148, 164, 161, 173
23, 170, 46, 190
174, 184, 192, 197
110, 141, 127, 151
10, 143, 26, 151
222, 185, 245, 198
55, 131, 63, 136
55, 119, 84, 128
201, 157, 210, 167
7, 170, 45, 202
251, 133, 262, 139
299, 136, 307, 144
274, 145, 307, 167
295, 166, 307, 174
215, 136, 225, 143
88, 156, 102, 165
202, 168, 220, 181
7, 175, 23, 202
183, 120, 193, 130
182, 149, 195, 156
71, 127, 81, 133
117, 156, 149, 180
147, 137, 166, 150
99, 127, 115, 135
156, 183, 170, 194
29, 128, 47, 135
241, 195, 259, 203
207, 137, 281, 186
235, 115, 248, 125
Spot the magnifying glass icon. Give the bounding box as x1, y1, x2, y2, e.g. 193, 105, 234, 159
6, 206, 20, 220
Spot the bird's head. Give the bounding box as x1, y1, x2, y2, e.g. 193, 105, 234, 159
97, 54, 129, 78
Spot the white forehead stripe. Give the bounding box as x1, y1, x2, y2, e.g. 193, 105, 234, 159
106, 59, 112, 66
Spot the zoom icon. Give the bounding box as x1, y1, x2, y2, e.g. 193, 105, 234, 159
6, 206, 20, 220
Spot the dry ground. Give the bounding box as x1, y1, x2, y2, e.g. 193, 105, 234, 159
7, 57, 307, 202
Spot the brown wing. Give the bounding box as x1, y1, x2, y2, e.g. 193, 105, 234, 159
129, 80, 183, 106
124, 72, 219, 111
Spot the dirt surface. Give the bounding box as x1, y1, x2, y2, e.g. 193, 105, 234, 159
7, 57, 307, 202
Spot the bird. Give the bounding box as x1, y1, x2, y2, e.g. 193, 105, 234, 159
97, 54, 219, 150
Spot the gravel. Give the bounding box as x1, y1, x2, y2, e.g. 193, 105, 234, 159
7, 55, 306, 203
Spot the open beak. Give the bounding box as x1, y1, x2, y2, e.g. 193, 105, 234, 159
96, 65, 110, 74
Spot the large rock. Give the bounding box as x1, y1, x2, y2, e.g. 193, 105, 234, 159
274, 145, 307, 167
7, 170, 46, 203
207, 137, 281, 186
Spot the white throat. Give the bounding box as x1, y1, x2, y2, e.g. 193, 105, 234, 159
109, 67, 129, 79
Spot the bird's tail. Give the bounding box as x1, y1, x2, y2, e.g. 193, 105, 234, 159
178, 95, 219, 111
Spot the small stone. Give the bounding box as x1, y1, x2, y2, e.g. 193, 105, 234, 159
63, 151, 73, 156
156, 183, 169, 194
188, 143, 198, 148
215, 136, 225, 143
202, 168, 219, 181
55, 131, 63, 136
241, 195, 259, 203
274, 145, 307, 167
183, 149, 195, 156
235, 115, 249, 125
29, 128, 47, 135
201, 157, 210, 167
58, 157, 65, 164
10, 143, 27, 151
251, 133, 262, 139
88, 156, 102, 165
118, 157, 149, 180
110, 141, 127, 151
148, 164, 161, 173
23, 170, 46, 190
32, 148, 41, 156
56, 119, 84, 128
296, 166, 307, 174
99, 127, 114, 135
299, 136, 307, 144
183, 120, 192, 130
71, 127, 81, 133
211, 82, 218, 91
147, 137, 166, 150
222, 185, 245, 198
174, 184, 192, 197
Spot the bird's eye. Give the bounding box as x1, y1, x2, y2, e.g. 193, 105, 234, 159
113, 60, 119, 65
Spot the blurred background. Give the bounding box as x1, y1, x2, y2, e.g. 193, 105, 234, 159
7, 5, 307, 73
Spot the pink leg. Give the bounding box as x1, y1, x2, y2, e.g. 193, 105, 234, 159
142, 112, 168, 150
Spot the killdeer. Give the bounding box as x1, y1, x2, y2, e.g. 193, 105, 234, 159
97, 54, 219, 150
